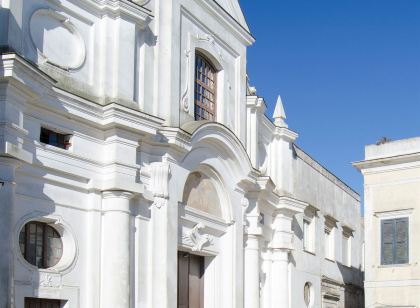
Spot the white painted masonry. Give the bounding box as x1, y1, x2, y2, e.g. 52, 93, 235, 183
0, 0, 363, 307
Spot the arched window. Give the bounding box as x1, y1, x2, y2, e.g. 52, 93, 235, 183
194, 53, 217, 121
19, 221, 63, 269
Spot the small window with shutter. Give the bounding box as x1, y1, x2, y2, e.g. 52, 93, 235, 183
381, 217, 409, 265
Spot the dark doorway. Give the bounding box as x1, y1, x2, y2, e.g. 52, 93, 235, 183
25, 298, 61, 308
178, 251, 204, 308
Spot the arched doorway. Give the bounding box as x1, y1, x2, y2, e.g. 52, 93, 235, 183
177, 169, 227, 308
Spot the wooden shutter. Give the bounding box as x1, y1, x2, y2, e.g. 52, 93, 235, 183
395, 218, 409, 264
381, 219, 395, 265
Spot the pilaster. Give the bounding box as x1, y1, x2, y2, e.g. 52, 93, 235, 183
268, 196, 307, 308
148, 162, 177, 308
100, 190, 134, 308
243, 195, 262, 308
0, 157, 20, 308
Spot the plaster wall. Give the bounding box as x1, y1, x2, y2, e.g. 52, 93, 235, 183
356, 138, 420, 307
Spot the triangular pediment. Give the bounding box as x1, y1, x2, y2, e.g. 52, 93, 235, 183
214, 0, 250, 32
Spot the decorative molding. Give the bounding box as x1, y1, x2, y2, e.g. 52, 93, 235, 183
180, 30, 229, 115
39, 272, 62, 288
150, 196, 167, 209
374, 208, 413, 218
240, 196, 250, 227
196, 33, 224, 63
149, 162, 171, 198
131, 0, 152, 6
180, 49, 191, 112
29, 9, 86, 70
183, 223, 212, 252
149, 162, 171, 209
102, 190, 134, 200
15, 213, 79, 275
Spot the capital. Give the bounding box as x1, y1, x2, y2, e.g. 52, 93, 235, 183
102, 190, 134, 200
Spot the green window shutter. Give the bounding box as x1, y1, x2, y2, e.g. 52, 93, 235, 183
381, 220, 395, 265
395, 218, 409, 264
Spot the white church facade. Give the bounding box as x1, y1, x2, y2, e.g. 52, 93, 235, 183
0, 0, 363, 307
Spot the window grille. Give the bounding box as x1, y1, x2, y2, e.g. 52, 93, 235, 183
194, 53, 217, 121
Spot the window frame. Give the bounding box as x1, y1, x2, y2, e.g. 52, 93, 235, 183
194, 52, 217, 121
380, 217, 409, 265
376, 209, 412, 267
324, 216, 337, 262
303, 217, 316, 254
341, 227, 353, 267
19, 221, 63, 269
40, 127, 72, 150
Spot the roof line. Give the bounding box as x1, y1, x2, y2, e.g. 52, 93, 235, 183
293, 144, 360, 200
212, 0, 255, 40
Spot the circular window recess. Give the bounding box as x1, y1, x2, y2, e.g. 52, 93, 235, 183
304, 282, 314, 306
18, 217, 77, 273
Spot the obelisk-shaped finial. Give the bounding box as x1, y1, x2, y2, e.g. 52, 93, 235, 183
273, 95, 288, 127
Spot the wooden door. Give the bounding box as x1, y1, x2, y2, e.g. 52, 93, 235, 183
178, 252, 204, 308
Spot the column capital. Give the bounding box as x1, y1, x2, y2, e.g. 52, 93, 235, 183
102, 190, 134, 213
273, 196, 307, 217
102, 190, 134, 200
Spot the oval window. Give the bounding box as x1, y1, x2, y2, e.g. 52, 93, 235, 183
19, 221, 63, 269
304, 282, 312, 306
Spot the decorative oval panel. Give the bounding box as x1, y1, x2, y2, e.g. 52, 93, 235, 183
29, 9, 86, 70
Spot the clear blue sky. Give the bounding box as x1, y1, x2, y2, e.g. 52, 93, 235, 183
241, 0, 420, 201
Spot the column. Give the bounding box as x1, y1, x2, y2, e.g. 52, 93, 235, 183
244, 197, 262, 308
100, 190, 133, 308
270, 249, 289, 308
244, 233, 261, 308
148, 162, 177, 308
0, 158, 19, 308
269, 210, 294, 308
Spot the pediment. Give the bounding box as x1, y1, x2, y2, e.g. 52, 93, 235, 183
214, 0, 250, 32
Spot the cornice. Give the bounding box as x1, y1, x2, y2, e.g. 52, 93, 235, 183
1, 55, 165, 136
68, 0, 153, 28
353, 152, 420, 171
273, 126, 298, 142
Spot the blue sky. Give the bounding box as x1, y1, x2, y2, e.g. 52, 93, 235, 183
240, 0, 420, 203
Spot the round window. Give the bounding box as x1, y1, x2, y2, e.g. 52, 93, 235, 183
19, 221, 63, 269
304, 282, 312, 306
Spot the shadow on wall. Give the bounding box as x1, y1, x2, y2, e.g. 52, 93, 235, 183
336, 261, 365, 308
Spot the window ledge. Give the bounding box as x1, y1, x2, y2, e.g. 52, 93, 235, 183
325, 257, 335, 263
304, 249, 316, 256
377, 263, 411, 268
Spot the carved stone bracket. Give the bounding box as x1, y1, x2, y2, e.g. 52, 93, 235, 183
183, 223, 212, 252
149, 162, 171, 209
150, 196, 167, 209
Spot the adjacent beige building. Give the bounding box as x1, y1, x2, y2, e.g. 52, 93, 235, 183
354, 137, 420, 307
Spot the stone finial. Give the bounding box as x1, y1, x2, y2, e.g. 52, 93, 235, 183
273, 95, 288, 128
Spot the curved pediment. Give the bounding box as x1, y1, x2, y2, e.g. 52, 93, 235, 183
182, 121, 254, 183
